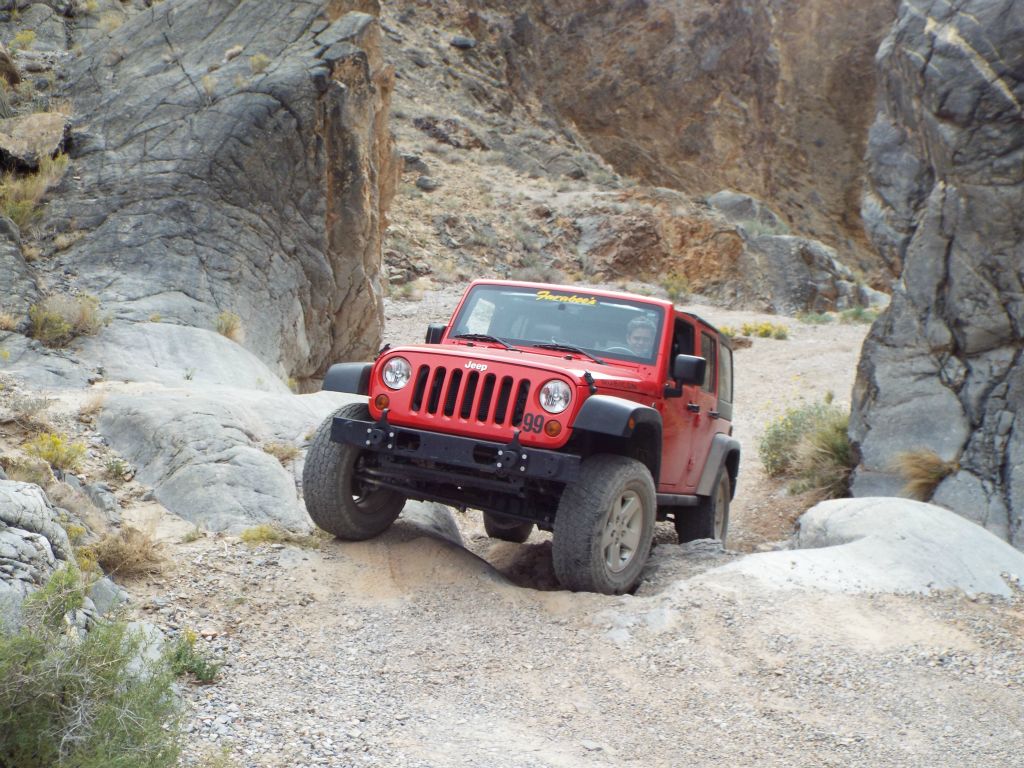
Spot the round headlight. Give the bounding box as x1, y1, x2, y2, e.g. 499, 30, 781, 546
382, 357, 412, 390
539, 379, 571, 414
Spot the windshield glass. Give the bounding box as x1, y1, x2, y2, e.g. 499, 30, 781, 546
449, 285, 665, 364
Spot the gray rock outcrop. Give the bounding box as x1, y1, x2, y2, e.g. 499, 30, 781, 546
99, 388, 354, 533
0, 480, 74, 627
850, 0, 1023, 547
704, 497, 1024, 597
0, 217, 39, 320
39, 0, 399, 385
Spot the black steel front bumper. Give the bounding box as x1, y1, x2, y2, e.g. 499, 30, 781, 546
330, 412, 581, 485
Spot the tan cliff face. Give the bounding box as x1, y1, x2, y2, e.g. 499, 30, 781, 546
448, 0, 898, 279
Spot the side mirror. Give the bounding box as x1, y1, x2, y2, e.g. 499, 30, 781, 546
673, 354, 706, 385
425, 323, 446, 344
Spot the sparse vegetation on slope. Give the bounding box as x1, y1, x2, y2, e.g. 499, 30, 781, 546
0, 566, 182, 768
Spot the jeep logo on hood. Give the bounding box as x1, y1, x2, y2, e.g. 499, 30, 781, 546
465, 361, 488, 371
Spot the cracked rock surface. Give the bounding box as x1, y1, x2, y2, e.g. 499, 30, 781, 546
39, 0, 399, 385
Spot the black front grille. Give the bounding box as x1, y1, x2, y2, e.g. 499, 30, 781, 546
410, 365, 531, 426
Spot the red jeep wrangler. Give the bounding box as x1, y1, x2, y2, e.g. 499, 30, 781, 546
304, 280, 739, 594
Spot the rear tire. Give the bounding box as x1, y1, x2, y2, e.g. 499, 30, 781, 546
302, 402, 405, 540
483, 512, 534, 543
552, 454, 656, 595
676, 467, 730, 544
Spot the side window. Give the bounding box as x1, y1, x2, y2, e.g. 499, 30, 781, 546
700, 332, 716, 393
718, 344, 733, 403
672, 318, 694, 358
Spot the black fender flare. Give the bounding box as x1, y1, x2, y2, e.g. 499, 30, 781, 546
322, 363, 371, 395
573, 395, 663, 479
573, 395, 661, 438
696, 434, 741, 497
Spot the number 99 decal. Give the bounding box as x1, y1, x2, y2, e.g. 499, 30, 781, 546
521, 412, 545, 433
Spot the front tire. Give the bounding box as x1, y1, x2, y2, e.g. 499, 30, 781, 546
552, 455, 656, 595
676, 467, 730, 544
302, 402, 405, 540
483, 512, 534, 543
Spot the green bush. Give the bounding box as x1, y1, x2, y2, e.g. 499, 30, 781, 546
839, 306, 879, 324
167, 628, 221, 684
796, 311, 833, 325
0, 566, 182, 768
789, 408, 853, 498
759, 398, 854, 499
24, 432, 87, 471
28, 293, 105, 348
740, 321, 789, 339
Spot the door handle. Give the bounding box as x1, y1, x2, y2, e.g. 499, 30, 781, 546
709, 410, 720, 419
687, 402, 700, 413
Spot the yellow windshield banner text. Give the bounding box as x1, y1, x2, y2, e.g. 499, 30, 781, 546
535, 290, 597, 306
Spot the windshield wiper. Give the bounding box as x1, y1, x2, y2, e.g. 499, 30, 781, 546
452, 333, 520, 351
534, 342, 605, 365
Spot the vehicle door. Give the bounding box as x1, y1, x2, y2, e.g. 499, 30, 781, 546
658, 315, 697, 490
684, 326, 720, 488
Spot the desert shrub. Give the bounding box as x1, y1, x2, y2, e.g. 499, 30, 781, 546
215, 311, 242, 342
0, 152, 68, 230
24, 432, 86, 471
28, 293, 105, 348
760, 398, 853, 499
103, 456, 130, 481
263, 441, 299, 465
180, 528, 204, 544
91, 526, 164, 578
167, 628, 221, 684
891, 449, 958, 501
740, 321, 789, 339
796, 311, 833, 325
240, 524, 325, 549
661, 273, 690, 304
249, 53, 270, 74
0, 312, 16, 331
0, 565, 182, 768
2, 390, 52, 429
839, 306, 879, 324
77, 391, 106, 425
717, 325, 737, 339
10, 29, 35, 51
788, 408, 853, 498
760, 399, 836, 478
0, 456, 54, 487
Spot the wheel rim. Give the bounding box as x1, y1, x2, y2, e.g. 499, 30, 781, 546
714, 477, 728, 538
600, 488, 644, 573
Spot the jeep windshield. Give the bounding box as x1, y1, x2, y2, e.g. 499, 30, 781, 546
448, 284, 665, 365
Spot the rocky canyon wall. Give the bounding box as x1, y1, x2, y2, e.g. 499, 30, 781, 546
39, 0, 399, 383
851, 0, 1024, 547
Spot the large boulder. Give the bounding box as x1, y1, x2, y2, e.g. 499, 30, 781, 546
850, 0, 1024, 548
0, 480, 74, 628
98, 387, 354, 533
39, 1, 399, 386
703, 498, 1024, 597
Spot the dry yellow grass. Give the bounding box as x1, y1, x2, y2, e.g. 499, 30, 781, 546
0, 312, 16, 331
891, 449, 958, 501
92, 526, 164, 578
215, 311, 243, 342
0, 152, 68, 230
262, 441, 299, 465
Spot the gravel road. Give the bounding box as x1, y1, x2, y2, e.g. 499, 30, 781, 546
125, 286, 1024, 767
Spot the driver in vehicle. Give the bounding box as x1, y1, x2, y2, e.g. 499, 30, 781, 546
626, 316, 657, 357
